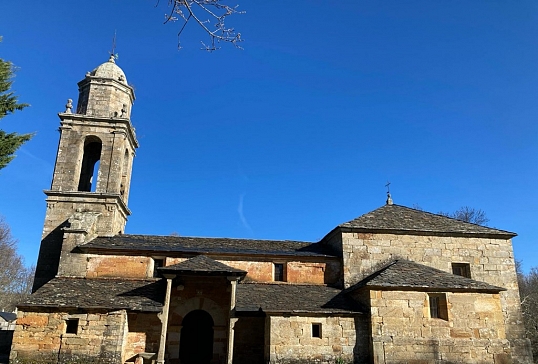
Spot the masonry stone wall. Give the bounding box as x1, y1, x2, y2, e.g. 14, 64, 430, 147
10, 309, 128, 364
165, 257, 340, 284
339, 232, 532, 362
359, 289, 514, 363
124, 313, 161, 362
233, 316, 265, 364
86, 255, 152, 279
267, 315, 365, 364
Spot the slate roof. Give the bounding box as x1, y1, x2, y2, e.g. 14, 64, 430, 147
81, 235, 335, 257
350, 260, 505, 293
20, 278, 164, 312
159, 255, 247, 276
236, 283, 365, 314
339, 204, 516, 238
0, 312, 16, 322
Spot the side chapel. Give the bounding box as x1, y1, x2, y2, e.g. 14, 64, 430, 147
9, 57, 533, 364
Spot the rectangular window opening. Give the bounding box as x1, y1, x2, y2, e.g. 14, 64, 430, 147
153, 258, 165, 278
66, 318, 79, 334
429, 293, 448, 321
312, 323, 322, 338
273, 263, 285, 282
452, 263, 471, 278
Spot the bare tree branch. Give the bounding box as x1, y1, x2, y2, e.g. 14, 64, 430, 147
0, 217, 34, 311
438, 206, 489, 226
517, 261, 538, 360
160, 0, 244, 51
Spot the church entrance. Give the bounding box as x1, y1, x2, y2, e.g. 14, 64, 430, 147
179, 310, 214, 364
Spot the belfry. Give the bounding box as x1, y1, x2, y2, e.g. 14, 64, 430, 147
33, 55, 138, 291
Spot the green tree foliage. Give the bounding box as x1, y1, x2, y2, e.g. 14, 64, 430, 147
0, 36, 31, 170
517, 262, 538, 362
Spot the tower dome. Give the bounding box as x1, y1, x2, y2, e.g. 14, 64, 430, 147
76, 55, 135, 118
90, 55, 128, 85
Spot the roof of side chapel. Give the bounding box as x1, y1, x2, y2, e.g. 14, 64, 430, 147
350, 259, 506, 293
339, 204, 516, 238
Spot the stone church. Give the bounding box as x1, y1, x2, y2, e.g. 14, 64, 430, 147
9, 57, 533, 364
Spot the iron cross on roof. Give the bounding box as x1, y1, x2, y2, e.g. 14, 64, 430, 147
385, 181, 393, 205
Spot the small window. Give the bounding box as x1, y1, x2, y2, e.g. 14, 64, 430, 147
429, 293, 448, 320
153, 258, 165, 278
274, 263, 285, 282
312, 323, 322, 338
66, 318, 79, 334
452, 263, 471, 278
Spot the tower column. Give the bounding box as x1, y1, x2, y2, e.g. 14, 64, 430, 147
33, 56, 138, 292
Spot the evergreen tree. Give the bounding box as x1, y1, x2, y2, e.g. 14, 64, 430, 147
0, 36, 31, 170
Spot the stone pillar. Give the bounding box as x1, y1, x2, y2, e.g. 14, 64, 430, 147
157, 275, 175, 364
227, 277, 240, 364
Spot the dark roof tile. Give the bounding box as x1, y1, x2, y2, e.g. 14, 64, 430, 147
236, 283, 364, 314
20, 278, 164, 312
82, 235, 335, 257
159, 255, 247, 276
351, 260, 505, 293
339, 204, 515, 237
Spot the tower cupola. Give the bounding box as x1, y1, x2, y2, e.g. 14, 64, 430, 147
76, 55, 135, 118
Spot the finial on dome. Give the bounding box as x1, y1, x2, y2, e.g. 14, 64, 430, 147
385, 181, 393, 205
108, 54, 116, 63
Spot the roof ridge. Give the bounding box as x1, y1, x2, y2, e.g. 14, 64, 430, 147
117, 233, 314, 244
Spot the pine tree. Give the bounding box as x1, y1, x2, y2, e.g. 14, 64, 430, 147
0, 36, 31, 170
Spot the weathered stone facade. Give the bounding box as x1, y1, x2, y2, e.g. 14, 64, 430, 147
9, 57, 533, 364
11, 309, 128, 363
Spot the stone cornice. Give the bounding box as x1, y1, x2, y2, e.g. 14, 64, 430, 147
57, 113, 139, 149
44, 190, 131, 218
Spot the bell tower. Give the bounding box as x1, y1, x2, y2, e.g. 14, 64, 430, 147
33, 56, 138, 291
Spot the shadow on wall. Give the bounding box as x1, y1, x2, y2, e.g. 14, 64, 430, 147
32, 221, 68, 292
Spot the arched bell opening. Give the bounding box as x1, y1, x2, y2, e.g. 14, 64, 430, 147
77, 136, 102, 192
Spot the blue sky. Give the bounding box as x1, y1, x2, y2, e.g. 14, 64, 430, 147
0, 1, 537, 272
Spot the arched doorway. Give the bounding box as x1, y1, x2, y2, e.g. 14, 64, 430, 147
179, 310, 214, 364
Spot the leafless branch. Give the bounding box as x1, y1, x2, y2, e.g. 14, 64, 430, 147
160, 0, 244, 51
0, 217, 34, 311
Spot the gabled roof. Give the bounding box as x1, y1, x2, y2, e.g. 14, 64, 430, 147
19, 278, 164, 312
236, 283, 365, 314
158, 255, 247, 277
81, 235, 336, 258
350, 260, 505, 293
338, 204, 515, 238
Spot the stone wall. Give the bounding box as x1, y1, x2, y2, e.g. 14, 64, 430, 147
233, 316, 265, 364
10, 309, 128, 364
124, 313, 160, 362
339, 232, 532, 362
267, 315, 363, 364
361, 289, 514, 363
166, 257, 340, 285
86, 255, 151, 279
